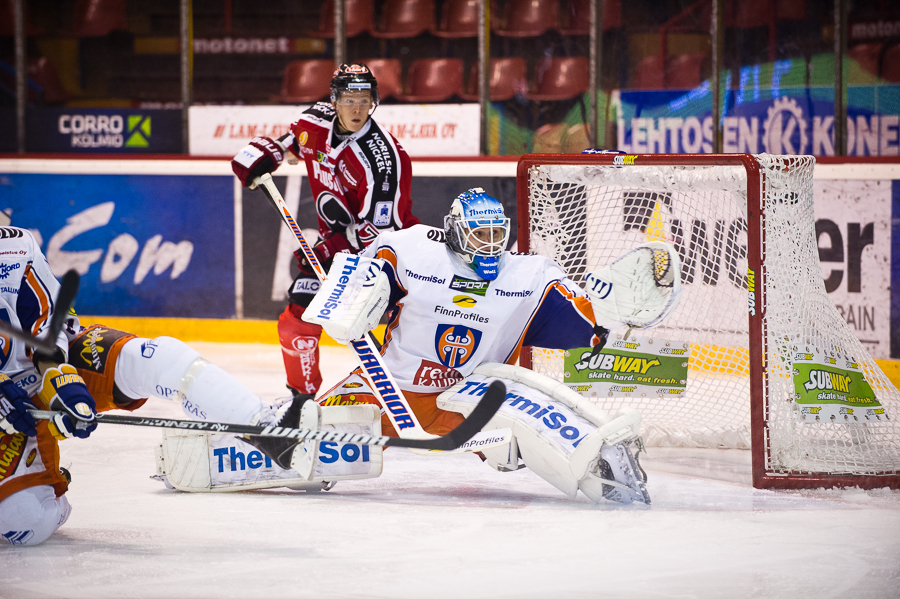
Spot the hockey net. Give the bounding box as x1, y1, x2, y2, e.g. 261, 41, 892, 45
518, 153, 900, 489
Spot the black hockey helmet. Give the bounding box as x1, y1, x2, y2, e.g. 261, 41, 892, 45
330, 64, 379, 106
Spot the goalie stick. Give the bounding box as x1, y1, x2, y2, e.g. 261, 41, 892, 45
0, 269, 80, 355
30, 380, 508, 452
250, 173, 505, 454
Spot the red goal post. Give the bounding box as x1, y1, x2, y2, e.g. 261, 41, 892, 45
516, 152, 900, 490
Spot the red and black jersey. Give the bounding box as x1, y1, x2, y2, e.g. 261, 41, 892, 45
285, 102, 419, 243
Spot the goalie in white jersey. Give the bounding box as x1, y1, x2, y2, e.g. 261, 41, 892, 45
303, 188, 683, 504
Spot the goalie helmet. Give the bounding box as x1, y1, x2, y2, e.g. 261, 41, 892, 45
444, 188, 510, 281
330, 63, 379, 106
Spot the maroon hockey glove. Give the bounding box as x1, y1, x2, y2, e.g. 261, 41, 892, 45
293, 233, 354, 275
231, 137, 284, 188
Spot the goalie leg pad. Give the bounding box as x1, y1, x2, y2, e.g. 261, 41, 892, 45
116, 337, 266, 424
438, 363, 650, 504
154, 403, 383, 493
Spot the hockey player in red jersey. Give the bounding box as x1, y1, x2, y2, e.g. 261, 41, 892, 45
231, 63, 419, 405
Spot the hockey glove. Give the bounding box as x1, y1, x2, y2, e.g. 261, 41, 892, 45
0, 373, 37, 437
231, 137, 285, 188
293, 233, 354, 276
38, 365, 98, 440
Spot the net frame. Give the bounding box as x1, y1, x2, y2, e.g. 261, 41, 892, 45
517, 153, 900, 491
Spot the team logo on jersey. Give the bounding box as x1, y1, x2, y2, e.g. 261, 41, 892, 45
373, 202, 392, 226
0, 308, 13, 370
298, 131, 309, 146
0, 432, 26, 484
449, 275, 489, 297
69, 325, 132, 374
0, 263, 21, 279
452, 295, 477, 308
434, 325, 482, 368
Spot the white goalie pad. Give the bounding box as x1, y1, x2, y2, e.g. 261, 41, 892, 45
154, 404, 383, 493
302, 253, 390, 344
437, 363, 648, 504
585, 241, 682, 330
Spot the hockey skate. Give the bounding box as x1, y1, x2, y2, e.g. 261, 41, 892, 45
584, 438, 650, 505
243, 393, 313, 470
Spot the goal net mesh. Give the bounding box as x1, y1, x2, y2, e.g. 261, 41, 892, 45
525, 154, 900, 477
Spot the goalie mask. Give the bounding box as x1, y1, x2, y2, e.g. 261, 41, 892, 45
444, 188, 510, 281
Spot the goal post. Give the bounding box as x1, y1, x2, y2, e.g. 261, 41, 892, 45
517, 152, 900, 490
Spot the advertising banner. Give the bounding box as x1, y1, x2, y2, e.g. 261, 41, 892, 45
615, 84, 900, 157
791, 348, 885, 423
189, 103, 480, 157
0, 173, 234, 317
26, 107, 182, 153
563, 336, 690, 398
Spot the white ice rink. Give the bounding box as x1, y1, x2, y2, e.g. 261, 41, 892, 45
3, 342, 900, 599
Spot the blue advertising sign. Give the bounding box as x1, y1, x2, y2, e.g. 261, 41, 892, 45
25, 107, 182, 153
0, 174, 233, 317
616, 79, 900, 157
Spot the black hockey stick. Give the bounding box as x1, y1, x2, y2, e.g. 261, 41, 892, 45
31, 380, 508, 451
0, 270, 80, 355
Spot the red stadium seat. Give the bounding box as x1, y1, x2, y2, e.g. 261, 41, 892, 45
431, 0, 478, 38
459, 57, 528, 102
360, 58, 402, 100
308, 0, 374, 39
883, 44, 900, 83
371, 0, 435, 39
68, 0, 129, 36
848, 44, 884, 79
632, 55, 664, 90
0, 0, 43, 36
525, 57, 589, 101
494, 0, 557, 38
270, 60, 335, 104
666, 52, 706, 89
558, 0, 622, 35
395, 58, 463, 102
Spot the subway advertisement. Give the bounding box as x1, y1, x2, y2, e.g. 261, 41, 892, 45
0, 159, 897, 360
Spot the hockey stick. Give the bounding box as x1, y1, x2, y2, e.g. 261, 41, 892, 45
0, 270, 80, 355
30, 380, 507, 452
251, 173, 497, 452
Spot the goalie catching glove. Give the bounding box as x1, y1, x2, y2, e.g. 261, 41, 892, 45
302, 253, 391, 345
37, 365, 98, 440
585, 241, 682, 330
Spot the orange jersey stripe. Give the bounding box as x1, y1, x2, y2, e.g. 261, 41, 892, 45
23, 264, 52, 337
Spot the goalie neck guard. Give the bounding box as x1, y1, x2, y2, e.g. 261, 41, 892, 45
444, 188, 510, 281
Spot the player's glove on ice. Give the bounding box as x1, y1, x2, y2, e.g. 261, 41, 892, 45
38, 365, 98, 440
0, 372, 37, 436
231, 137, 285, 188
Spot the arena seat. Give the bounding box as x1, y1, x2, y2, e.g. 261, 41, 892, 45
883, 44, 900, 83
525, 56, 589, 101
68, 0, 129, 36
558, 0, 622, 35
308, 0, 374, 38
0, 0, 43, 36
371, 0, 435, 39
395, 58, 463, 102
270, 60, 335, 103
848, 44, 884, 79
493, 0, 557, 38
431, 0, 478, 38
632, 55, 664, 90
666, 52, 706, 89
459, 57, 527, 102
360, 58, 402, 100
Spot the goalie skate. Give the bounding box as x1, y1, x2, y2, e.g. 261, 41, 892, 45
242, 393, 312, 470
588, 440, 650, 505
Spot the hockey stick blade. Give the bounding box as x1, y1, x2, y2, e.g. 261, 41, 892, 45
28, 380, 507, 451
0, 270, 80, 355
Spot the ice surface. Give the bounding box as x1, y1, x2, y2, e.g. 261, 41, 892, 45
2, 343, 899, 599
